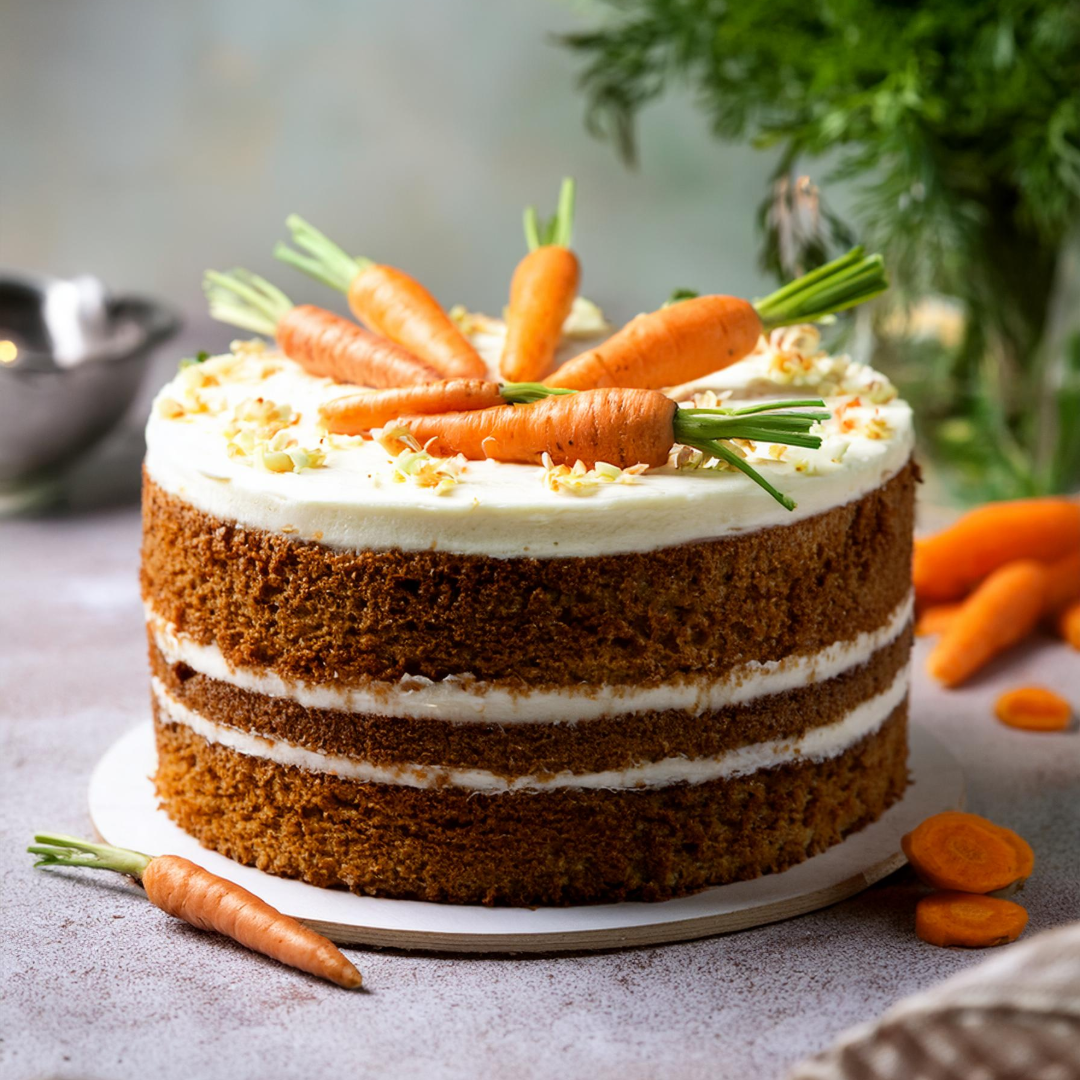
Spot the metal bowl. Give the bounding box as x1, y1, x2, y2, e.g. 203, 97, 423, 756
0, 273, 178, 490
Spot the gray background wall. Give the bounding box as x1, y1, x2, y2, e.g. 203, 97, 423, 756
1, 0, 779, 337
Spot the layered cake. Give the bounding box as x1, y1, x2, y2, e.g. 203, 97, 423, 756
141, 316, 915, 906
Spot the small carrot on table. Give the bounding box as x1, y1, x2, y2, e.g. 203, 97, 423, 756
500, 178, 581, 384
915, 892, 1028, 948
275, 216, 486, 380
914, 497, 1080, 604
29, 833, 362, 989
901, 811, 1034, 893
386, 386, 831, 510
914, 603, 962, 638
1059, 599, 1080, 650
543, 246, 887, 391
1043, 549, 1080, 615
204, 269, 440, 388
926, 559, 1048, 687
995, 686, 1073, 732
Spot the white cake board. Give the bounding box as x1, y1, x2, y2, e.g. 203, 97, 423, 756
89, 722, 963, 954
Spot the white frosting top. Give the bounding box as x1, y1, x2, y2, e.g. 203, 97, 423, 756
144, 323, 913, 558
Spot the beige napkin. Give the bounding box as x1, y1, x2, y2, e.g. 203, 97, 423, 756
788, 920, 1080, 1080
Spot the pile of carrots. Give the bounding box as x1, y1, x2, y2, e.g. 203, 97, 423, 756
902, 811, 1034, 948
202, 181, 890, 509
915, 496, 1080, 704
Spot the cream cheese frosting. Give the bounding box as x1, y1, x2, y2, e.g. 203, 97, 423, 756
144, 323, 914, 558
147, 592, 913, 724
151, 664, 909, 792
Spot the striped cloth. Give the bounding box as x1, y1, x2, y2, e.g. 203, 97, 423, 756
789, 920, 1080, 1080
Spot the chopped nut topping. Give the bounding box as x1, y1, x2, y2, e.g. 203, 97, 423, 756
375, 426, 464, 494
541, 455, 649, 495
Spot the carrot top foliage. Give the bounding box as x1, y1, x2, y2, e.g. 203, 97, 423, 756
561, 0, 1080, 500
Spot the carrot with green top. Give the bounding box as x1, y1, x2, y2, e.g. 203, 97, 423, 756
500, 178, 581, 383
28, 833, 362, 989
204, 269, 440, 388
914, 497, 1080, 604
275, 216, 486, 380
544, 247, 887, 390
926, 560, 1049, 687
321, 379, 505, 435
387, 386, 830, 509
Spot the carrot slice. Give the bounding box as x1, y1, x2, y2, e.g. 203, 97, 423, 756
914, 498, 1080, 604
995, 687, 1073, 732
901, 811, 1031, 893
915, 891, 1028, 948
926, 560, 1048, 687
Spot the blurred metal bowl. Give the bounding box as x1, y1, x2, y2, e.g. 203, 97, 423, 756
0, 273, 178, 489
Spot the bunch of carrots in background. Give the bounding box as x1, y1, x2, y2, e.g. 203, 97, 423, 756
204, 179, 890, 510
915, 495, 1078, 730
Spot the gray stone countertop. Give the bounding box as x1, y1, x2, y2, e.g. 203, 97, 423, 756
2, 445, 1078, 1080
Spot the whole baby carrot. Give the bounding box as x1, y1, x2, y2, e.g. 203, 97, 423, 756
926, 560, 1049, 687
914, 497, 1080, 604
29, 833, 362, 989
500, 178, 581, 383
205, 269, 440, 388
544, 247, 887, 390
275, 216, 487, 379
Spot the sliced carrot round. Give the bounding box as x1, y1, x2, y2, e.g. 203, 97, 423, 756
995, 687, 1073, 733
915, 891, 1028, 948
901, 811, 1028, 893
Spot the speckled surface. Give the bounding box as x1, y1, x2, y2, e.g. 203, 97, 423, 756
2, 502, 1078, 1080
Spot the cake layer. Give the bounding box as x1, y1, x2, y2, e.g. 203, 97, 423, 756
141, 461, 915, 687
152, 704, 909, 904
148, 630, 911, 779
146, 592, 913, 723
143, 339, 914, 559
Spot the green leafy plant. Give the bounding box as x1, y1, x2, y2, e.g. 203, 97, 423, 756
561, 0, 1080, 499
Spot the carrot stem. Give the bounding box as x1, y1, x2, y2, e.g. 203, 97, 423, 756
204, 269, 294, 337
274, 214, 371, 294
753, 247, 888, 328
685, 437, 798, 510
523, 178, 576, 251
29, 833, 152, 878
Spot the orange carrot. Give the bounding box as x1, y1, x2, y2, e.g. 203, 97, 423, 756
915, 603, 962, 638
914, 497, 1080, 604
915, 892, 1028, 948
205, 270, 441, 388
501, 178, 580, 382
926, 560, 1049, 687
995, 686, 1073, 732
277, 304, 441, 387
321, 379, 504, 436
396, 387, 678, 469
276, 216, 487, 380
902, 811, 1034, 893
29, 834, 362, 989
546, 295, 763, 390
1059, 599, 1080, 650
543, 246, 888, 391
1043, 549, 1080, 615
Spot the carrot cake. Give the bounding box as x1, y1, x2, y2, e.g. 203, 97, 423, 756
141, 312, 914, 906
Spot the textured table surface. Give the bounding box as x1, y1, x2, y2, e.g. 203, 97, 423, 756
2, 426, 1078, 1080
